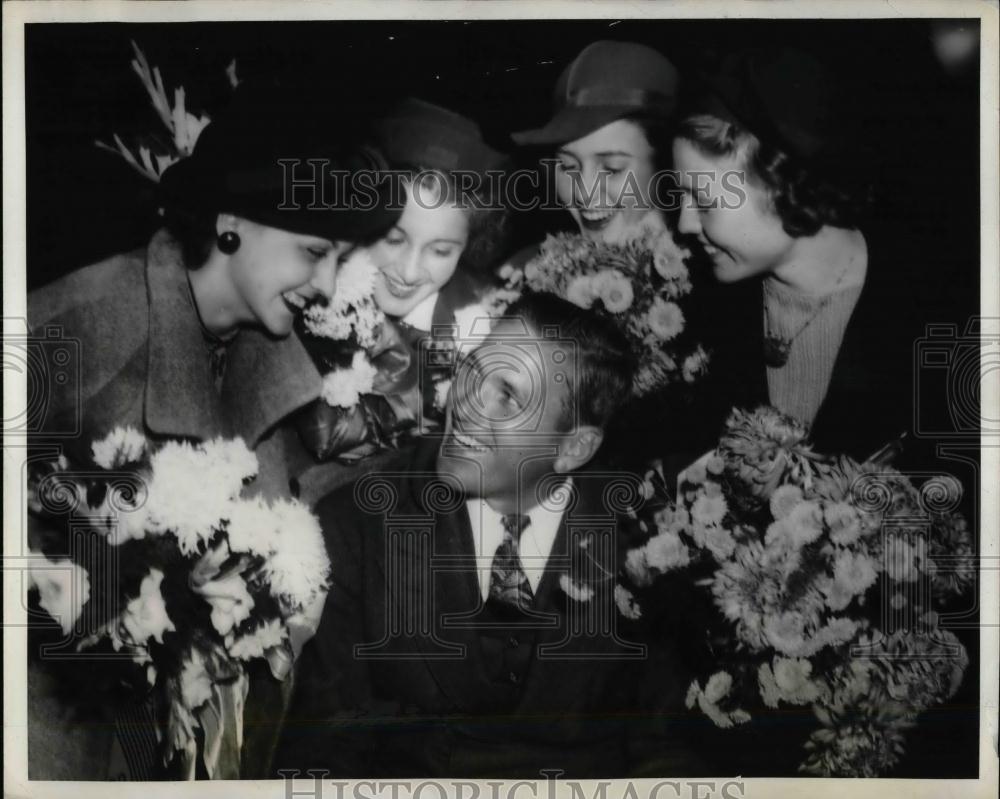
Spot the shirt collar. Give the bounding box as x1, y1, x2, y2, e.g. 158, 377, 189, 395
400, 291, 439, 332
465, 477, 573, 599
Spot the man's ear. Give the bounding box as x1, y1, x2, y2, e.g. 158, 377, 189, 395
554, 425, 604, 473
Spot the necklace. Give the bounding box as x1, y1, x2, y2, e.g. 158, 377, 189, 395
762, 258, 853, 369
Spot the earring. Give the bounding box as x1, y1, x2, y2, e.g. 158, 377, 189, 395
217, 231, 240, 254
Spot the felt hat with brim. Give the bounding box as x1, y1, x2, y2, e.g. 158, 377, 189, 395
159, 83, 400, 243
512, 40, 680, 147
372, 97, 508, 175
694, 47, 857, 172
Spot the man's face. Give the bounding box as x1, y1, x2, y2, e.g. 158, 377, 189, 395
437, 317, 579, 513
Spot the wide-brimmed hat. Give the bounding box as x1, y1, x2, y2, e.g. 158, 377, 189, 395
512, 40, 679, 147
372, 97, 507, 175
159, 83, 400, 242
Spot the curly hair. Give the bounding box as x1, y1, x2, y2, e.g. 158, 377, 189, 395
675, 113, 872, 237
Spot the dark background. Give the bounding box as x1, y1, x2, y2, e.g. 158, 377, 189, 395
23, 18, 983, 778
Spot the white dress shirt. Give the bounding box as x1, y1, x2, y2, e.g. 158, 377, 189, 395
465, 479, 572, 601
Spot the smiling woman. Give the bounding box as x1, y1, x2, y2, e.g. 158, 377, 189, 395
25, 82, 400, 781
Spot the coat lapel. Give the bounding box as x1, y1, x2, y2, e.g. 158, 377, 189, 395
142, 228, 322, 449
144, 229, 226, 440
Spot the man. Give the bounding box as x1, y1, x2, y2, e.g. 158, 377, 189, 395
274, 293, 700, 778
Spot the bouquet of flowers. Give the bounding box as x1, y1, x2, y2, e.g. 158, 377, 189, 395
620, 406, 974, 776
96, 40, 236, 182
495, 223, 709, 396
26, 427, 330, 779
294, 247, 432, 461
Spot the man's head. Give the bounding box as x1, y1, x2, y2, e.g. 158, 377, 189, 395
437, 292, 634, 513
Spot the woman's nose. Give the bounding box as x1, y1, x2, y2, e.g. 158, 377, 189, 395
399, 247, 423, 283
310, 258, 338, 301
677, 200, 702, 236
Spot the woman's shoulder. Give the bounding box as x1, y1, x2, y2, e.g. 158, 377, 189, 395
29, 246, 149, 334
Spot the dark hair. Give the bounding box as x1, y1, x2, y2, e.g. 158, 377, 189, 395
504, 291, 635, 430
675, 113, 872, 237
160, 207, 217, 269
160, 201, 394, 272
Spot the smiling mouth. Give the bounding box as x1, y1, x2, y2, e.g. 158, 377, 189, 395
450, 429, 491, 453
381, 273, 420, 299
282, 291, 310, 313
577, 208, 617, 231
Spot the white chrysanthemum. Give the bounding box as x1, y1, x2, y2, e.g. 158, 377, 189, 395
786, 500, 824, 547
262, 499, 331, 611
199, 437, 258, 495
682, 347, 709, 383
647, 298, 685, 341
592, 269, 634, 313
303, 303, 352, 340
200, 572, 255, 637
28, 553, 90, 635
833, 550, 879, 596
614, 584, 642, 620
884, 534, 927, 582
691, 493, 728, 526
121, 568, 175, 646
559, 574, 594, 602
226, 495, 279, 557
565, 274, 597, 309
91, 425, 148, 468
825, 501, 862, 545
763, 611, 808, 656
321, 351, 378, 409
686, 672, 752, 730
178, 648, 213, 710
334, 247, 379, 306
769, 485, 804, 520
144, 440, 242, 555
227, 618, 288, 661
772, 657, 823, 704
644, 528, 692, 572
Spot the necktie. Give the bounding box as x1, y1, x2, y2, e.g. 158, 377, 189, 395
489, 513, 533, 609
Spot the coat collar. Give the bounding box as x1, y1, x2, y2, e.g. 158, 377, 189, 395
144, 228, 322, 446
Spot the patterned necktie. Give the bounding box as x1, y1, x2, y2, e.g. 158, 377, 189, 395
489, 513, 533, 609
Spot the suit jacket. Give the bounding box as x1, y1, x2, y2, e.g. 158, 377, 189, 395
274, 437, 704, 778
26, 228, 325, 779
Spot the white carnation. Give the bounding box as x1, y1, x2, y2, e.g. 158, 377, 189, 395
27, 553, 90, 635
91, 425, 148, 469
320, 351, 378, 409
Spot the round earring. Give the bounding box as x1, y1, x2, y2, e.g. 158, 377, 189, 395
217, 231, 241, 255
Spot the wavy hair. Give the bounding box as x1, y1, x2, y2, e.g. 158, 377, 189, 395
675, 113, 873, 237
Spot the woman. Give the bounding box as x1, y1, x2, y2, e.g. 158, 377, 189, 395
295, 97, 509, 473
369, 97, 509, 366
671, 48, 908, 461
511, 41, 725, 473
512, 39, 680, 248
25, 85, 399, 780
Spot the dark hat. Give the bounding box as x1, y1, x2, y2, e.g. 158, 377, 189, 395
512, 40, 679, 147
159, 83, 400, 242
695, 48, 847, 164
372, 97, 507, 175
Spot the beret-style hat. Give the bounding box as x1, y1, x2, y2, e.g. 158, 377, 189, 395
512, 40, 680, 147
